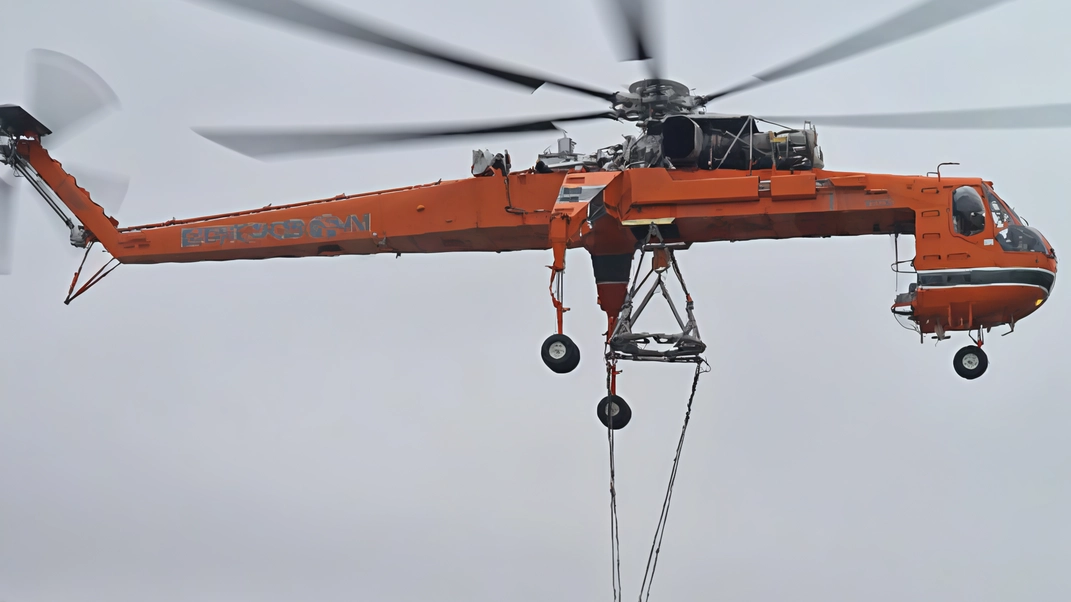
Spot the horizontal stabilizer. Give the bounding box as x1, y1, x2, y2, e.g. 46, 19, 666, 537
0, 104, 52, 137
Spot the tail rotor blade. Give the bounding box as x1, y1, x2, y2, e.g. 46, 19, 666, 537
65, 162, 130, 216
0, 177, 16, 275
26, 48, 121, 144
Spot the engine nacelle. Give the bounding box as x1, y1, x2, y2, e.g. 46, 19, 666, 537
660, 114, 824, 171
661, 115, 704, 163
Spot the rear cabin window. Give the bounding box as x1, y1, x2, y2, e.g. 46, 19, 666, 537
952, 186, 987, 237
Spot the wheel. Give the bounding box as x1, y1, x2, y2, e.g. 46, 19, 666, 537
597, 395, 632, 430
953, 345, 988, 380
541, 333, 580, 374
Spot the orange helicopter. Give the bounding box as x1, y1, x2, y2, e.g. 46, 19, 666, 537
0, 0, 1062, 428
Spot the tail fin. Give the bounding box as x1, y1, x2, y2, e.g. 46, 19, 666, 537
0, 50, 128, 274
1, 104, 122, 254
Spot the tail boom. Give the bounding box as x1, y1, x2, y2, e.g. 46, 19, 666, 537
18, 133, 576, 265
19, 139, 121, 250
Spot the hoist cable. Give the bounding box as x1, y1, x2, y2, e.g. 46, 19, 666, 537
603, 227, 709, 602
636, 360, 708, 602
608, 425, 623, 602
606, 361, 623, 602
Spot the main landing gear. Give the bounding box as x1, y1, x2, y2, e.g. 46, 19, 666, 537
542, 256, 633, 428
597, 394, 632, 429
541, 333, 580, 374
541, 251, 582, 374
541, 223, 707, 430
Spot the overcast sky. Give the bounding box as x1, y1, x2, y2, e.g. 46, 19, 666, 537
2, 1, 1071, 601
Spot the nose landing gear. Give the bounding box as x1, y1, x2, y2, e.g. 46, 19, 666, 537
953, 327, 989, 380
953, 344, 988, 380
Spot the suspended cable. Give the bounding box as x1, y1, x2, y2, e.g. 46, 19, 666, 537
604, 357, 709, 602
606, 361, 623, 602
636, 360, 708, 602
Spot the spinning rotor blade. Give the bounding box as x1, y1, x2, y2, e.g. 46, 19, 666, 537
608, 0, 661, 80
26, 49, 120, 144
699, 0, 1013, 105
185, 0, 617, 102
194, 110, 618, 159
0, 177, 14, 275
65, 163, 130, 216
24, 49, 131, 214
762, 103, 1071, 129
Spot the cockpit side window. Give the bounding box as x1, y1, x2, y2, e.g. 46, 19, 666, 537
952, 186, 987, 237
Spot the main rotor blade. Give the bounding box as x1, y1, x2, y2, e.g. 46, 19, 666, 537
607, 0, 661, 80
699, 0, 1013, 105
185, 0, 618, 103
193, 111, 619, 159
761, 103, 1071, 129
0, 176, 16, 275
26, 49, 120, 145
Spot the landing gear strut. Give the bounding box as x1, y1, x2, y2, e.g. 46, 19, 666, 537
953, 328, 989, 380
542, 228, 581, 374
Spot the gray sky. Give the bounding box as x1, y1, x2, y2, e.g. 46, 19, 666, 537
2, 1, 1070, 601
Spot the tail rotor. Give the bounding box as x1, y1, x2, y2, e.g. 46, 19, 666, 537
0, 176, 15, 275
0, 49, 129, 275
25, 48, 121, 146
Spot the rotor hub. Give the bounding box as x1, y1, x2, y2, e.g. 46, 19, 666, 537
614, 79, 699, 123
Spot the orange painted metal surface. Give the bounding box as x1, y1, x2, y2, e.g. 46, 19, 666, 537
911, 285, 1049, 334
16, 134, 1057, 335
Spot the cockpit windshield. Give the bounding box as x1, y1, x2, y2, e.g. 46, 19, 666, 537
982, 184, 1049, 254
982, 184, 1024, 228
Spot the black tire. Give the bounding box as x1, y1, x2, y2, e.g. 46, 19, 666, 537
597, 395, 632, 430
541, 333, 580, 374
953, 345, 988, 380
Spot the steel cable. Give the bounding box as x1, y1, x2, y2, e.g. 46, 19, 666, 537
636, 359, 708, 602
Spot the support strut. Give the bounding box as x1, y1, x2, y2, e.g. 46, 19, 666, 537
606, 224, 706, 363
548, 213, 571, 335
64, 242, 119, 305
549, 267, 569, 335
540, 217, 581, 374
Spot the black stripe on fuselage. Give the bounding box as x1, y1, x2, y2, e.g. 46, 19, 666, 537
917, 268, 1055, 294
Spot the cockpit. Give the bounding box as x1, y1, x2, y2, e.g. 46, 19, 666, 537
983, 184, 1052, 255
894, 181, 1057, 379
952, 183, 1056, 259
